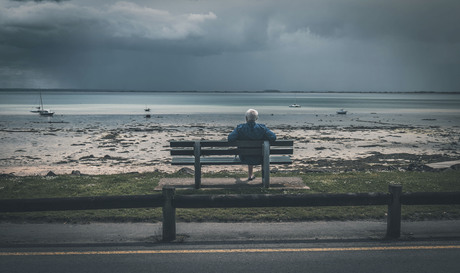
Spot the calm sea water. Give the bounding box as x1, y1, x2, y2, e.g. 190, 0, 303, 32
1, 90, 460, 114
1, 90, 459, 128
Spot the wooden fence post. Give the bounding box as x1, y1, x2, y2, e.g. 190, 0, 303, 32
194, 141, 201, 189
162, 187, 176, 242
386, 184, 402, 239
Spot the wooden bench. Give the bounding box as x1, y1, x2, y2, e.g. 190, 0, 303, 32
170, 140, 293, 189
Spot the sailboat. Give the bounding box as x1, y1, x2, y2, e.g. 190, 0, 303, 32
289, 103, 301, 108
39, 108, 54, 116
30, 92, 54, 116
289, 94, 301, 108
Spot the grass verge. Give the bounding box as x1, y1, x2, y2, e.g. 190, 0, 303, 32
1, 170, 459, 223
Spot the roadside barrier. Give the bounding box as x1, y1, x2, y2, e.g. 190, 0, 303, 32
1, 185, 459, 241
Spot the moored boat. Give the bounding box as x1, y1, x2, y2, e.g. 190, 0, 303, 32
289, 104, 301, 108
31, 92, 54, 116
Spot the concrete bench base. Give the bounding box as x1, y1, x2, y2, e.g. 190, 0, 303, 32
156, 177, 309, 190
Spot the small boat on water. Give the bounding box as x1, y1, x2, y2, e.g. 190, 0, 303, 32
31, 92, 54, 116
289, 95, 301, 108
144, 107, 150, 112
336, 109, 347, 115
39, 109, 55, 116
289, 104, 301, 108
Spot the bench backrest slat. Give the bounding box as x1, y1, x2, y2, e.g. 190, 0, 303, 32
170, 140, 293, 148
171, 148, 293, 156
170, 139, 293, 160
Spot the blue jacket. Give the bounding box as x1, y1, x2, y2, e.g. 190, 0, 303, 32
228, 122, 276, 165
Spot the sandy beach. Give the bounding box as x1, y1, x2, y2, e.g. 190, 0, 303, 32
1, 112, 459, 176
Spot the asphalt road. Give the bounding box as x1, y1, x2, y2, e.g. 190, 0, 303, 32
1, 221, 460, 273
1, 241, 460, 273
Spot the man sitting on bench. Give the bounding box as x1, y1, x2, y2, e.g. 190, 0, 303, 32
228, 109, 277, 181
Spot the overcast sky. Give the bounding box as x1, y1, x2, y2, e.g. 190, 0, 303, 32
0, 0, 459, 91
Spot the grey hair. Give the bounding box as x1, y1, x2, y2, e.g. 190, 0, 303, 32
245, 109, 259, 122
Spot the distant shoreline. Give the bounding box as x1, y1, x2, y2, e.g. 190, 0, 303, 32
1, 88, 459, 94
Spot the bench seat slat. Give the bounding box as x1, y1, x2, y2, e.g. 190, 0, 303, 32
171, 156, 292, 165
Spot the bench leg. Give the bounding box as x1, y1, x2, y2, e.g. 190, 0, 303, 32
194, 141, 201, 189
194, 163, 201, 189
262, 165, 270, 188
262, 141, 270, 188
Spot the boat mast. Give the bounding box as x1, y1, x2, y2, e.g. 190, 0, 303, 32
40, 92, 44, 111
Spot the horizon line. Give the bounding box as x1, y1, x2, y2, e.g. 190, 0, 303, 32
1, 88, 459, 94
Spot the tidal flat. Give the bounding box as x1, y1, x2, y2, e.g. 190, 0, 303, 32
1, 112, 459, 176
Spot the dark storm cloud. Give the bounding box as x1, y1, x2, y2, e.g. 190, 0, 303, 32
11, 0, 68, 2
283, 0, 460, 43
0, 0, 459, 91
